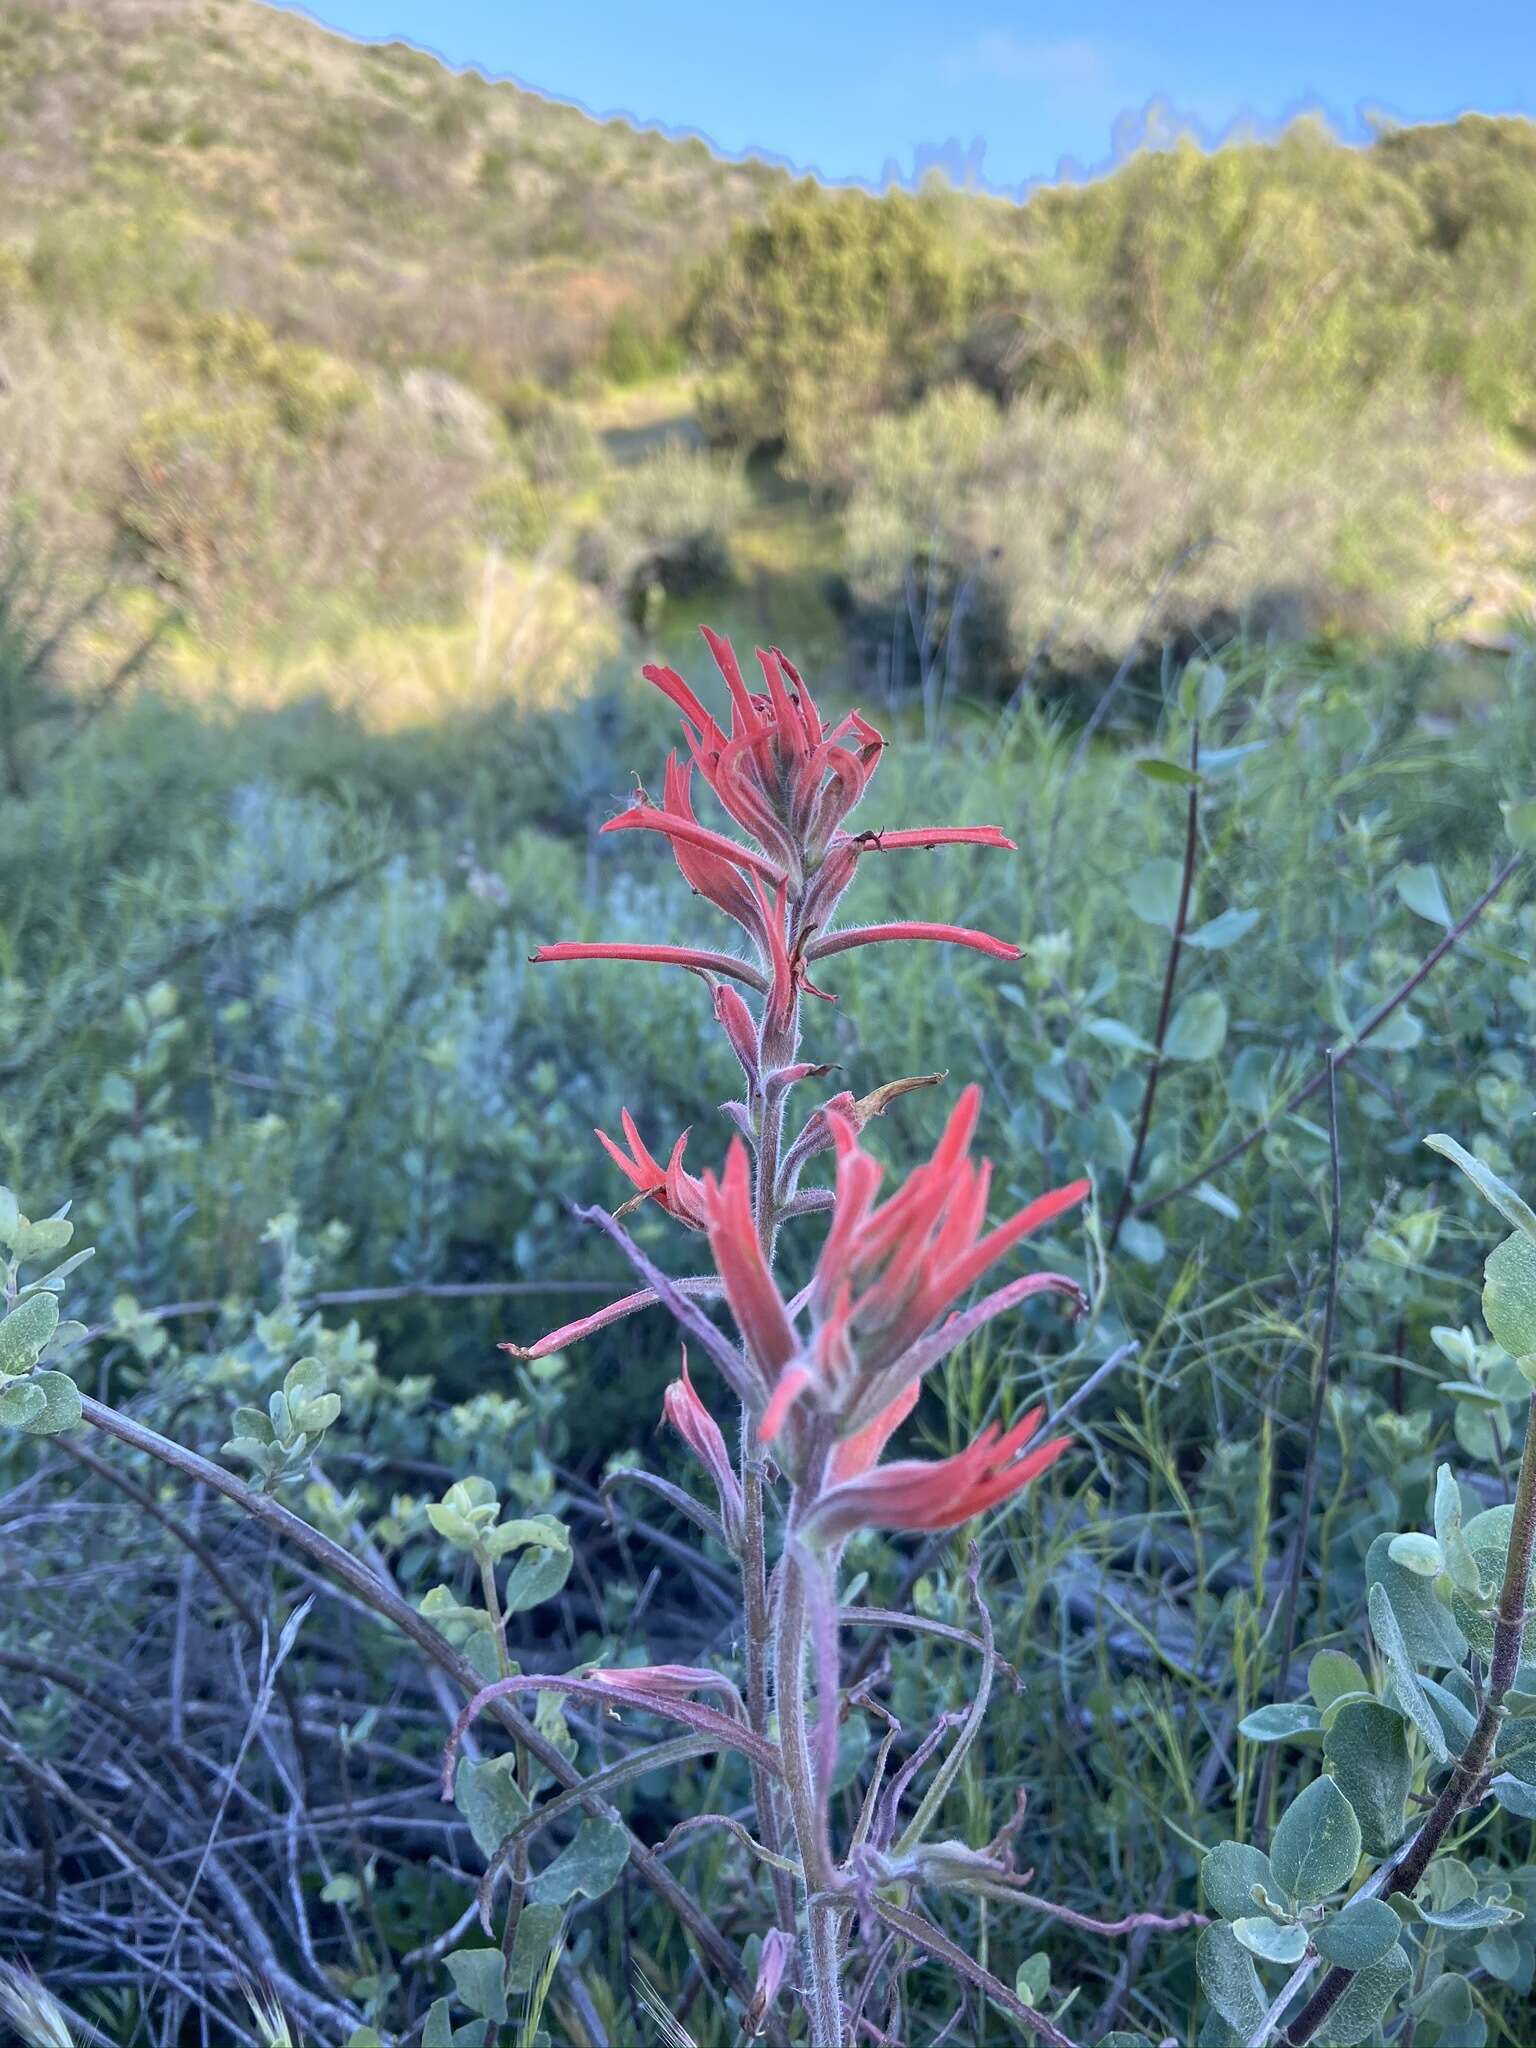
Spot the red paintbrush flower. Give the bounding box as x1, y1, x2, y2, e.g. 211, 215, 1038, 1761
595, 1110, 708, 1229
698, 1139, 799, 1391
828, 1378, 921, 1484
801, 1407, 1071, 1543
759, 1087, 1089, 1442
642, 631, 884, 871
586, 1663, 740, 1702
663, 1349, 745, 1545
531, 941, 768, 990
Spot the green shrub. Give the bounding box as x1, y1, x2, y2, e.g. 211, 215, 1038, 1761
578, 444, 750, 615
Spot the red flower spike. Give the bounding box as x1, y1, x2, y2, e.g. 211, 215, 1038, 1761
710, 981, 762, 1088
807, 923, 1022, 965
700, 1140, 799, 1384
594, 1111, 708, 1229
586, 1663, 738, 1702
500, 1276, 724, 1360
759, 1087, 1090, 1440
844, 826, 1017, 853
802, 1409, 1072, 1544
646, 630, 887, 866
600, 799, 784, 884
664, 1350, 745, 1544
828, 1378, 921, 1484
746, 1930, 794, 2036
532, 942, 769, 992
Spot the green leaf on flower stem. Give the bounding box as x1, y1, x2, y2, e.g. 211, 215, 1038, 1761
1325, 1701, 1411, 1857
1387, 1532, 1443, 1577
1165, 991, 1228, 1061
0, 1292, 60, 1376
507, 1903, 565, 1993
1365, 1533, 1468, 1668
1309, 1650, 1370, 1714
1183, 659, 1230, 722
483, 1517, 568, 1561
528, 1816, 629, 1905
1238, 1701, 1323, 1743
1128, 857, 1188, 928
1368, 1583, 1449, 1762
426, 1503, 478, 1548
454, 1754, 529, 1861
1233, 1916, 1307, 1964
1135, 756, 1202, 787
1196, 1923, 1266, 2034
1116, 1218, 1166, 1266
1313, 1943, 1410, 2046
1501, 797, 1536, 850
1479, 1925, 1522, 1982
1014, 1952, 1050, 2006
1395, 863, 1453, 927
1185, 907, 1261, 951
1425, 1134, 1536, 1242
1314, 1897, 1402, 1971
444, 1948, 506, 2023
1360, 1004, 1422, 1051
422, 2003, 454, 2048
1086, 1016, 1155, 1056
502, 1526, 574, 1613
1482, 1231, 1536, 1362
17, 1370, 82, 1435
1201, 1840, 1274, 1921
1270, 1776, 1361, 1905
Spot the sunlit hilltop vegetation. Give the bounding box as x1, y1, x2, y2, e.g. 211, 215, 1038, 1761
2, 0, 1535, 716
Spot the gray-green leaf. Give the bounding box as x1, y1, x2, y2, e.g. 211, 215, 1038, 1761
1314, 1897, 1402, 1971
1201, 1841, 1274, 1921
1312, 1943, 1410, 2046
1368, 1582, 1449, 1762
17, 1370, 82, 1436
1165, 991, 1228, 1062
1196, 1924, 1267, 2034
0, 1293, 60, 1376
444, 1948, 507, 2024
527, 1817, 629, 1906
1483, 1230, 1536, 1360
1233, 1916, 1307, 1963
1425, 1134, 1536, 1242
1270, 1776, 1362, 1905
1238, 1702, 1323, 1743
1325, 1700, 1411, 1858
454, 1755, 530, 1862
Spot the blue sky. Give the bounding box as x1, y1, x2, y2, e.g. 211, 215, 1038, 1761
276, 0, 1535, 193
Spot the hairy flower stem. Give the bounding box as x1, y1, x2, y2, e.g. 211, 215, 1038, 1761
1284, 1388, 1536, 2046
743, 1408, 797, 1933
774, 1487, 845, 2047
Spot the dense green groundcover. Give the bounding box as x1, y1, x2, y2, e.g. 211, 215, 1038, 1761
5, 628, 1536, 2044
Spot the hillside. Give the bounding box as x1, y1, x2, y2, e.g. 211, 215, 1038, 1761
0, 0, 783, 388
2, 0, 1535, 716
